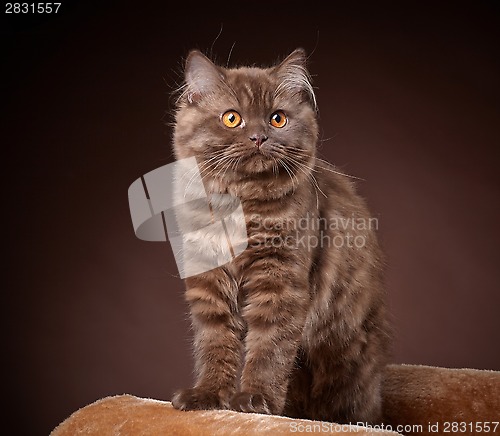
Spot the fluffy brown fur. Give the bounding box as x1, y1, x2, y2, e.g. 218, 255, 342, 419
171, 49, 391, 424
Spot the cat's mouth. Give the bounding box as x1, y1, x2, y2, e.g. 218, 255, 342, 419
204, 143, 299, 176
238, 147, 280, 174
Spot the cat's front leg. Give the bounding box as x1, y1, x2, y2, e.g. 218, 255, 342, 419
230, 256, 309, 415
172, 270, 242, 411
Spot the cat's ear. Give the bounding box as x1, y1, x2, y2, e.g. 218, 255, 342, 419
274, 48, 316, 108
184, 50, 224, 103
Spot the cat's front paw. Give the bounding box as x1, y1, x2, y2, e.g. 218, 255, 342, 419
230, 391, 275, 414
172, 387, 225, 411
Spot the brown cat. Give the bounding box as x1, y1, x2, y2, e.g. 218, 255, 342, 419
171, 48, 391, 424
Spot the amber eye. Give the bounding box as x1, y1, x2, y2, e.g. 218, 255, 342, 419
270, 110, 287, 128
222, 110, 242, 128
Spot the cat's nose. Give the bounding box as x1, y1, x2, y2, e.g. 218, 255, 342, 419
249, 134, 268, 147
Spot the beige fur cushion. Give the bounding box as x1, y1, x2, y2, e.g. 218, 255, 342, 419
51, 364, 500, 435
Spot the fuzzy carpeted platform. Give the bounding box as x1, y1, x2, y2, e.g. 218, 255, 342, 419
51, 364, 500, 435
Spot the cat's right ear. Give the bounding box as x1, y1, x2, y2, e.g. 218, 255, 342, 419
184, 50, 224, 103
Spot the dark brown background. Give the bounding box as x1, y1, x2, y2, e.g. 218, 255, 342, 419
3, 1, 499, 434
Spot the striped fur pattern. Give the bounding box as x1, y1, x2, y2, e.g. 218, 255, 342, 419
171, 49, 391, 424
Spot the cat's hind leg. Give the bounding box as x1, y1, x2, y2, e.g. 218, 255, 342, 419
305, 342, 384, 425
282, 348, 313, 419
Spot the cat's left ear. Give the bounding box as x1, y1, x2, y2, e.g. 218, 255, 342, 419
274, 48, 316, 108
184, 50, 225, 103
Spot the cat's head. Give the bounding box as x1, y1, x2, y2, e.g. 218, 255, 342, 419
173, 49, 318, 186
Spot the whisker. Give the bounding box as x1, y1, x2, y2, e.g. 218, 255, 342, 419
286, 156, 327, 205
183, 155, 222, 195
277, 158, 298, 192
282, 147, 363, 180
318, 134, 337, 143
315, 157, 364, 181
